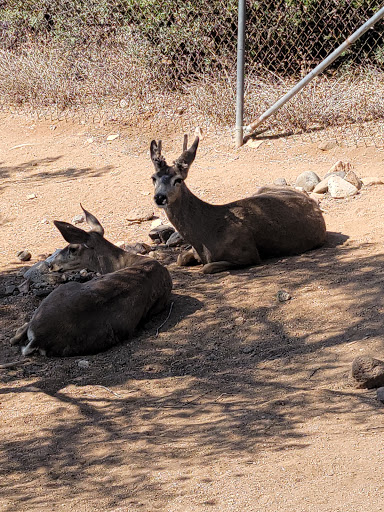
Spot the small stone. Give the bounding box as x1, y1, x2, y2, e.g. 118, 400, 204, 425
119, 99, 128, 108
318, 140, 337, 151
17, 250, 32, 262
72, 214, 85, 225
344, 170, 362, 190
277, 290, 291, 302
295, 171, 321, 192
361, 177, 384, 186
313, 178, 330, 194
17, 280, 30, 294
106, 134, 119, 141
150, 218, 163, 229
5, 285, 16, 295
79, 269, 88, 277
149, 225, 175, 244
328, 176, 358, 198
274, 178, 288, 186
326, 160, 351, 175
77, 359, 90, 369
234, 316, 245, 325
115, 241, 126, 248
26, 193, 37, 200
131, 242, 151, 254
246, 140, 264, 149
242, 346, 254, 354
376, 387, 384, 403
351, 355, 384, 388
166, 231, 184, 247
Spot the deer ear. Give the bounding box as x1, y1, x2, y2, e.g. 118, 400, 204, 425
80, 204, 104, 236
175, 135, 199, 179
53, 221, 90, 245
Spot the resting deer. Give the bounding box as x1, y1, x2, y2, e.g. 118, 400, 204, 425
150, 132, 327, 274
11, 207, 172, 357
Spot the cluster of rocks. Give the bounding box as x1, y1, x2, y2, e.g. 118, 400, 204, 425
350, 355, 384, 403
276, 160, 383, 202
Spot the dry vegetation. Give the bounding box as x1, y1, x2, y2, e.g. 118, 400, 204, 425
1, 32, 384, 138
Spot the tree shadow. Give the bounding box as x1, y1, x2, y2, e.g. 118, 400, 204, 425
1, 241, 384, 509
0, 157, 114, 192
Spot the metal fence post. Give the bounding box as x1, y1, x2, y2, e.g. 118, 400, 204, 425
235, 0, 246, 148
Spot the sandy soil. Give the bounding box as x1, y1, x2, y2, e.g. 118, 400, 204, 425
1, 114, 384, 512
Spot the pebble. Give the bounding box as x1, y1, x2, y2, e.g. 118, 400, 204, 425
277, 290, 291, 302
77, 360, 90, 369
72, 214, 85, 225
377, 387, 384, 403
274, 178, 288, 186
318, 140, 337, 151
351, 355, 384, 388
17, 250, 32, 262
166, 231, 184, 247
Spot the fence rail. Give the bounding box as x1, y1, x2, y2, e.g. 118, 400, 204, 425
1, 1, 384, 146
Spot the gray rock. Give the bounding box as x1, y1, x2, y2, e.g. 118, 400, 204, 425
274, 178, 288, 186
149, 224, 175, 244
17, 250, 31, 262
23, 261, 50, 280
5, 285, 17, 295
376, 387, 384, 403
277, 290, 291, 302
324, 170, 346, 180
166, 231, 184, 247
351, 355, 384, 389
295, 171, 321, 192
77, 359, 90, 369
328, 176, 358, 198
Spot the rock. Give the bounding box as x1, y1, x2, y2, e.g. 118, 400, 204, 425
277, 290, 291, 302
72, 214, 85, 225
313, 178, 330, 194
26, 193, 37, 200
41, 218, 49, 224
351, 355, 384, 388
328, 176, 358, 198
115, 241, 126, 248
318, 140, 337, 151
77, 359, 90, 369
295, 171, 321, 192
106, 133, 119, 141
324, 170, 346, 180
5, 285, 16, 295
274, 178, 288, 186
149, 225, 175, 244
16, 250, 32, 262
150, 218, 163, 229
166, 231, 184, 247
326, 160, 351, 174
361, 177, 384, 186
17, 280, 30, 294
344, 170, 362, 190
376, 387, 384, 403
131, 242, 151, 254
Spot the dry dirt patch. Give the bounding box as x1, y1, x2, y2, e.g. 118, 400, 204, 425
1, 115, 384, 511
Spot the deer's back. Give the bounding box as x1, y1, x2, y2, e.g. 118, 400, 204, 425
29, 259, 172, 356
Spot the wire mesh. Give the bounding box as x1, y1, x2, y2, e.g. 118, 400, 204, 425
0, 1, 383, 146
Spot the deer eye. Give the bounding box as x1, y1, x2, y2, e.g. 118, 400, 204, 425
174, 178, 183, 185
68, 246, 79, 255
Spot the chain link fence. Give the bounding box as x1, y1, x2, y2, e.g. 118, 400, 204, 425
0, 1, 383, 145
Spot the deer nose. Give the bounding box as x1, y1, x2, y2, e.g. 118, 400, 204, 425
154, 193, 168, 206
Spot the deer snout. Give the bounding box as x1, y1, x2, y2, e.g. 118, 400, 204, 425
154, 193, 168, 207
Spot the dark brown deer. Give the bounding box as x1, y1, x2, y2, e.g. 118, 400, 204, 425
150, 132, 327, 274
11, 207, 172, 357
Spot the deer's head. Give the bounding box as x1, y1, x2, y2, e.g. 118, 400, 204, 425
48, 206, 109, 273
150, 133, 200, 208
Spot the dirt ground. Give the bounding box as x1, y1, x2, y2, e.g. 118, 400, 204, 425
1, 114, 384, 512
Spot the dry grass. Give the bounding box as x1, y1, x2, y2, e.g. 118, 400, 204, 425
1, 36, 384, 142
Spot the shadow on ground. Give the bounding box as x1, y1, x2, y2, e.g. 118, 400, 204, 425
1, 237, 384, 509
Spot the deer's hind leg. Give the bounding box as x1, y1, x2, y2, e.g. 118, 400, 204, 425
10, 322, 29, 345
202, 261, 240, 274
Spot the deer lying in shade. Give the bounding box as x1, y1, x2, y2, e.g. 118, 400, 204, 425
150, 132, 327, 274
11, 207, 172, 357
